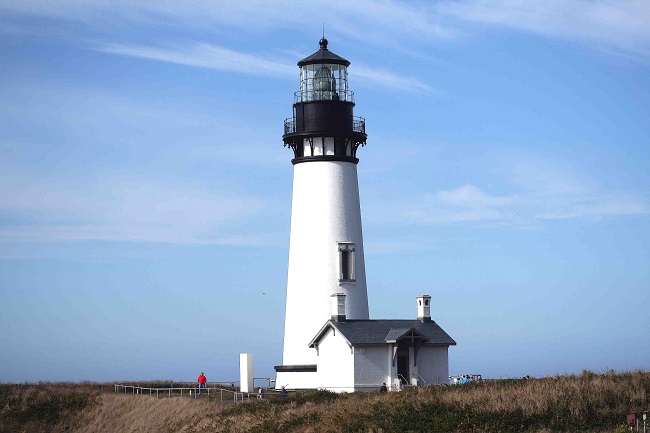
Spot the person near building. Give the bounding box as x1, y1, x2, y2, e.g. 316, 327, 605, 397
197, 372, 207, 394
380, 383, 388, 393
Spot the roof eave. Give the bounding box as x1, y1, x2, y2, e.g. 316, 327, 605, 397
308, 320, 353, 348
297, 51, 350, 67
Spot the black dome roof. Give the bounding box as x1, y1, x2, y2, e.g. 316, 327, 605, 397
297, 39, 350, 67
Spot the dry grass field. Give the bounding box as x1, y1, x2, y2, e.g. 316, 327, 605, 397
1, 370, 648, 433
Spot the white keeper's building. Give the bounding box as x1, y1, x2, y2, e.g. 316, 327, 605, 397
274, 39, 455, 392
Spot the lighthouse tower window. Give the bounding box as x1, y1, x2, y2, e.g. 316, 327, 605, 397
338, 242, 356, 282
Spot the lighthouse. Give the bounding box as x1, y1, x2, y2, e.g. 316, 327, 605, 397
274, 38, 369, 389
274, 39, 455, 392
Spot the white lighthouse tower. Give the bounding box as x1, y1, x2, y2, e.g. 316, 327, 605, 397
275, 38, 369, 389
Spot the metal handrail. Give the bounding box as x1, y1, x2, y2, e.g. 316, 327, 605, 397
284, 118, 295, 135
113, 384, 251, 403
294, 90, 355, 103
353, 117, 366, 134
394, 374, 418, 391
283, 116, 365, 135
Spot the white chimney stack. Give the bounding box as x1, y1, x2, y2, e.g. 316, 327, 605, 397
416, 295, 431, 322
331, 293, 346, 322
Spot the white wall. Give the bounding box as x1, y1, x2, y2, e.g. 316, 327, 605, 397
282, 160, 369, 368
353, 346, 389, 392
317, 327, 354, 392
417, 346, 449, 385
275, 370, 320, 390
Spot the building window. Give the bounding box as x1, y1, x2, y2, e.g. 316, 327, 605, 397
338, 242, 355, 282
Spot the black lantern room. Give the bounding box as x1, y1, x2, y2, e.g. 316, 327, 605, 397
283, 39, 367, 164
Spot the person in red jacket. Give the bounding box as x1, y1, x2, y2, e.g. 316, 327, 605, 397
197, 372, 207, 394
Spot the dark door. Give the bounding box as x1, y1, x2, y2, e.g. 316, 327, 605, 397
396, 343, 410, 384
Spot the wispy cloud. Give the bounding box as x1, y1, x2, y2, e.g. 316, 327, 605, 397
3, 1, 440, 93
352, 65, 435, 94
0, 77, 293, 246
322, 0, 456, 45
4, 0, 646, 98
401, 184, 648, 226
0, 0, 456, 44
0, 167, 269, 244
97, 42, 294, 79
95, 42, 434, 94
401, 184, 512, 224
386, 151, 649, 227
3, 0, 649, 62
437, 0, 650, 60
436, 184, 513, 207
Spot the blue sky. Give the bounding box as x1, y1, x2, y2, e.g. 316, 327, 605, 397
1, 1, 649, 383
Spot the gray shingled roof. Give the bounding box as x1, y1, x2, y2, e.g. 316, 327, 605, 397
309, 319, 456, 347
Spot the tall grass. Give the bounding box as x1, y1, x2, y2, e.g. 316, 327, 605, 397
1, 370, 648, 432
0, 382, 104, 433
217, 370, 650, 432
432, 370, 650, 430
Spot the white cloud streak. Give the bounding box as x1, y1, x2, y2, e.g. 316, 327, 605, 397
95, 42, 435, 94
97, 42, 295, 79
0, 167, 268, 244
352, 65, 436, 94
0, 0, 455, 44
3, 0, 648, 62
401, 183, 648, 226
355, 138, 649, 235
3, 0, 647, 97
437, 0, 650, 60
384, 153, 648, 227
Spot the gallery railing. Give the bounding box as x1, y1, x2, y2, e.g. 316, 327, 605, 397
284, 116, 366, 135
294, 90, 355, 103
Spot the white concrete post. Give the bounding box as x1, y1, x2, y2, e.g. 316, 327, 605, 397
240, 353, 254, 393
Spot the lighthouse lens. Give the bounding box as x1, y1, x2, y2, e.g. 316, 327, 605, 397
312, 66, 337, 101
314, 67, 335, 91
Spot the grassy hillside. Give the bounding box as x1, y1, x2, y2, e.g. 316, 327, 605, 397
1, 371, 648, 432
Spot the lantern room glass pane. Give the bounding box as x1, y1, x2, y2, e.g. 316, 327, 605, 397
300, 63, 349, 102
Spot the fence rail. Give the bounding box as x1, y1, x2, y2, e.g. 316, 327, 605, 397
114, 384, 252, 403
